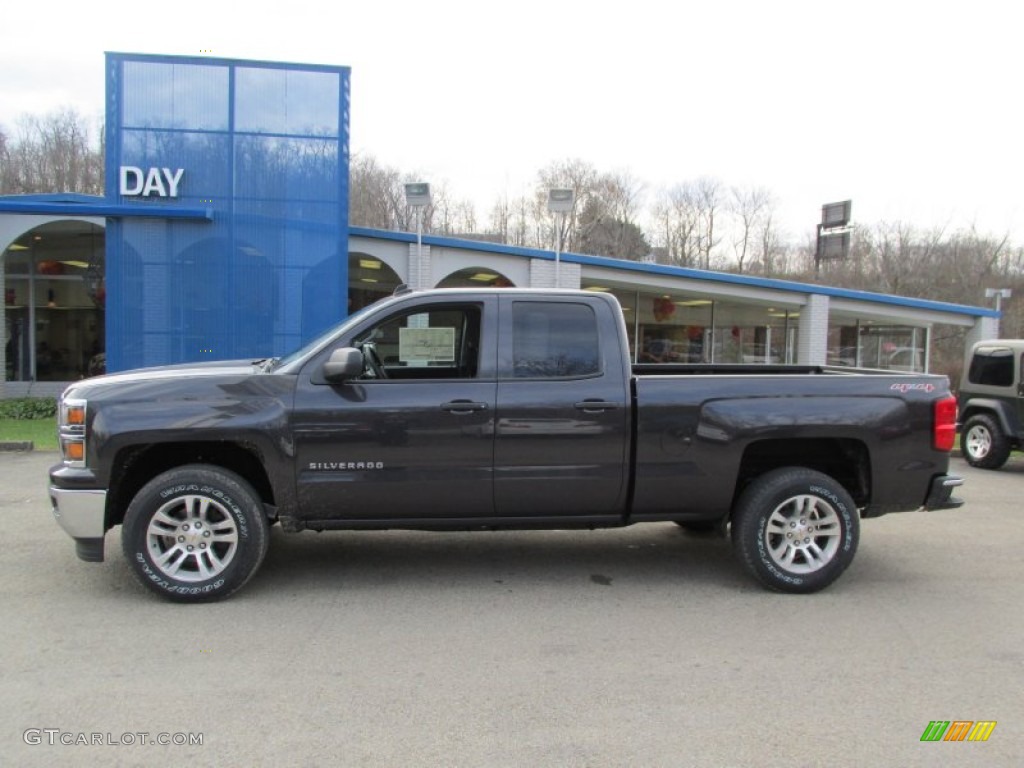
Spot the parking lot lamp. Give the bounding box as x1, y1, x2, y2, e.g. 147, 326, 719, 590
547, 189, 575, 287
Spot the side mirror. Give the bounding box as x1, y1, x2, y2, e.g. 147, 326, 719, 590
322, 347, 364, 382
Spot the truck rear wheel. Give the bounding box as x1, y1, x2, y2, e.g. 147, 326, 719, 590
731, 468, 859, 593
962, 414, 1011, 469
121, 465, 270, 602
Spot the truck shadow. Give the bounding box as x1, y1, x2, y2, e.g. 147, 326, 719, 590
87, 522, 923, 602
950, 453, 1024, 476
249, 523, 749, 596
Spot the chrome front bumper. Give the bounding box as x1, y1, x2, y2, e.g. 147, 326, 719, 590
50, 486, 107, 562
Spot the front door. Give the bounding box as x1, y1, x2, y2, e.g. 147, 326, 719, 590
292, 298, 497, 522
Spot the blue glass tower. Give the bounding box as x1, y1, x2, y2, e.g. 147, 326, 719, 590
105, 53, 350, 371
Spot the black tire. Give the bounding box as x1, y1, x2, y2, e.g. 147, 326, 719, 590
962, 414, 1011, 470
121, 465, 270, 602
731, 467, 859, 594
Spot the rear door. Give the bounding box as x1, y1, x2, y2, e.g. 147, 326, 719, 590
493, 296, 630, 518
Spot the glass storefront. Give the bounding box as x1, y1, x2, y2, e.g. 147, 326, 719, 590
827, 320, 928, 371
3, 222, 105, 382
591, 285, 798, 364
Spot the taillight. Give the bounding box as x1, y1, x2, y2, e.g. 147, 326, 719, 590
933, 396, 957, 452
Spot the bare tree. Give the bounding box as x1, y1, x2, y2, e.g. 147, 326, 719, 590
577, 171, 650, 259
652, 182, 701, 268
0, 127, 8, 171
430, 183, 477, 236
349, 153, 404, 229
487, 195, 511, 243
850, 221, 947, 295
0, 109, 103, 195
577, 195, 651, 260
694, 176, 724, 270
729, 185, 774, 272
533, 158, 598, 251
350, 154, 481, 236
758, 209, 786, 275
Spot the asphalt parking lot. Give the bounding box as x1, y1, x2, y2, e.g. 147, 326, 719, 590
2, 450, 1021, 767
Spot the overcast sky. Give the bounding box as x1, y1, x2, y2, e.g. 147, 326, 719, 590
2, 0, 1021, 244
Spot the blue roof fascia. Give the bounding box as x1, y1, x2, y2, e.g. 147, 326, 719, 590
568, 252, 1000, 318
0, 193, 103, 205
0, 200, 213, 221
350, 226, 998, 319
349, 226, 555, 260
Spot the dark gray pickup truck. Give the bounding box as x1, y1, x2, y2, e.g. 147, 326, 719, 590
49, 288, 963, 601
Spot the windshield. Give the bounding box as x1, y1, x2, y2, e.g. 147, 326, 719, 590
272, 297, 390, 371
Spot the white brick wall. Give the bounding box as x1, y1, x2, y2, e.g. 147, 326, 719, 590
407, 243, 431, 290
530, 259, 580, 289
797, 294, 830, 365
965, 316, 1000, 349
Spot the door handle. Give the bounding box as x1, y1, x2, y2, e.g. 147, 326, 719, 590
441, 400, 488, 414
574, 400, 620, 413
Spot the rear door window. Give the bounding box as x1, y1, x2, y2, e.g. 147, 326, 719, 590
511, 302, 600, 378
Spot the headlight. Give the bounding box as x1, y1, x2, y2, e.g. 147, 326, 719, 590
59, 397, 88, 466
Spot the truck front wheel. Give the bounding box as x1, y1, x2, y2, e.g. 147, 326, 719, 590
731, 468, 859, 594
121, 465, 270, 602
962, 414, 1011, 469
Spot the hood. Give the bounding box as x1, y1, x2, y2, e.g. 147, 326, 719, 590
60, 359, 264, 400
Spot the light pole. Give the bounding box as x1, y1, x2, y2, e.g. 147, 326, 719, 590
547, 188, 574, 287
985, 287, 1011, 314
404, 182, 431, 289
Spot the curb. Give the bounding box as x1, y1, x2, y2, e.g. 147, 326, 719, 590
0, 442, 35, 452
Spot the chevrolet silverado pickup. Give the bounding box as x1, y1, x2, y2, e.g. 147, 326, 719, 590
49, 288, 964, 601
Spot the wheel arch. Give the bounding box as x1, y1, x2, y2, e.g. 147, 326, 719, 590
735, 438, 870, 511
107, 441, 276, 529
959, 399, 1021, 440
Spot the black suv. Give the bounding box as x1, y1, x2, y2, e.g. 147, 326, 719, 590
958, 340, 1024, 469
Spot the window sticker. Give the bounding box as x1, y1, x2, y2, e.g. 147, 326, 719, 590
399, 327, 456, 362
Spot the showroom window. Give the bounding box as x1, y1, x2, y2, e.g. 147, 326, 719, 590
827, 321, 928, 371
584, 284, 798, 364
3, 222, 105, 382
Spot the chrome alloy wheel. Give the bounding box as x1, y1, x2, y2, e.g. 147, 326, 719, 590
965, 423, 992, 459
146, 495, 239, 582
764, 494, 842, 574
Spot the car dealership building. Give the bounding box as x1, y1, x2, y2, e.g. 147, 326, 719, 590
0, 53, 1001, 397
